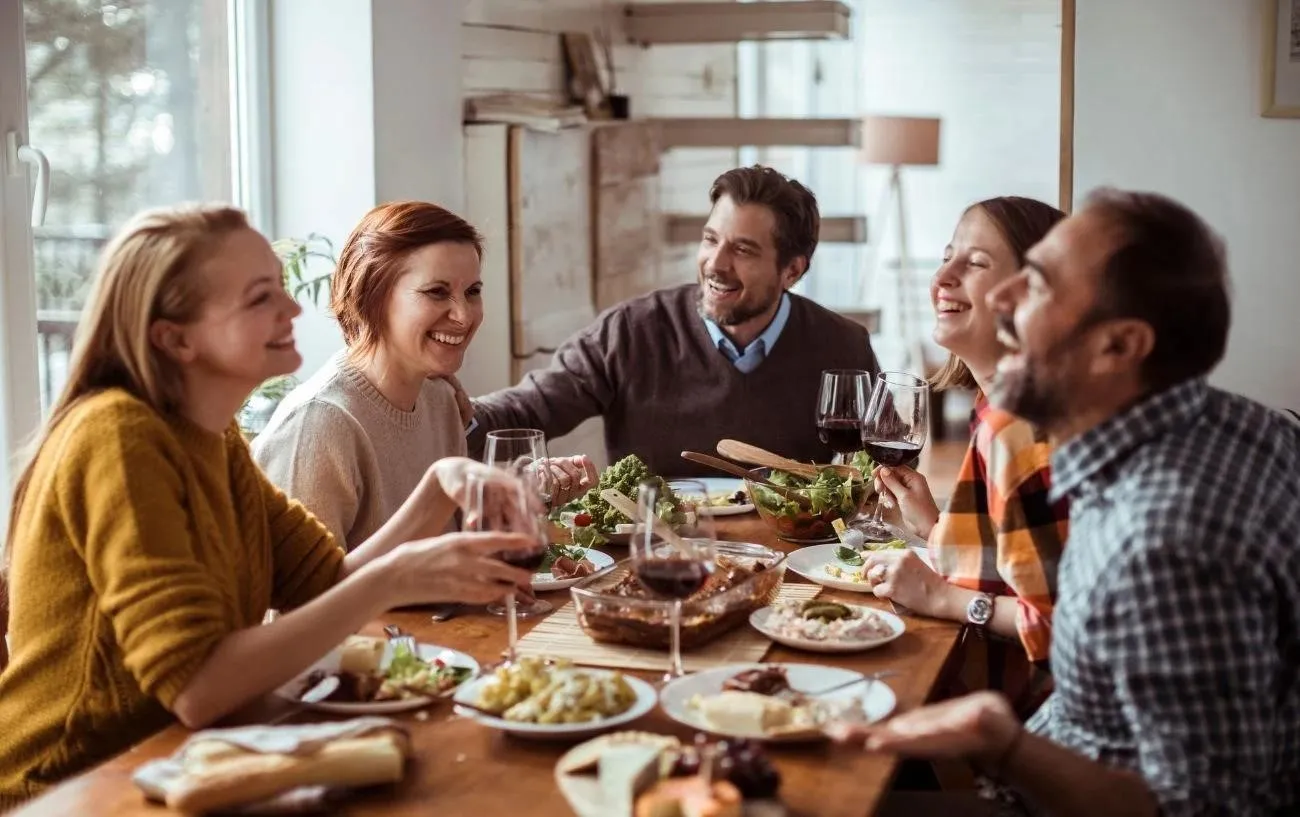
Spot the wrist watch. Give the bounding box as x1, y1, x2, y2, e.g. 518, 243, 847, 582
966, 592, 995, 628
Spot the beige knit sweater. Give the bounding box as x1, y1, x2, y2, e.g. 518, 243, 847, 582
252, 352, 467, 550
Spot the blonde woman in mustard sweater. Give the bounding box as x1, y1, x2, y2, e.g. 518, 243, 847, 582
0, 204, 538, 807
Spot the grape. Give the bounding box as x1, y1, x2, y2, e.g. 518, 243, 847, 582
668, 735, 781, 798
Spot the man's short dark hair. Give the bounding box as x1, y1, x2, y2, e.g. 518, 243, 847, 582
708, 165, 820, 271
1084, 188, 1231, 392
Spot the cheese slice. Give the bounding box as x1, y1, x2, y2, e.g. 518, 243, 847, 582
598, 744, 665, 817
697, 691, 793, 735
559, 732, 680, 776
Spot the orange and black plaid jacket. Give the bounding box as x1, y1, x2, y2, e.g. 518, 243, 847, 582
928, 394, 1069, 708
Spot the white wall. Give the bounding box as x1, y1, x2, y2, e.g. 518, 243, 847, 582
1075, 0, 1300, 410
270, 0, 467, 377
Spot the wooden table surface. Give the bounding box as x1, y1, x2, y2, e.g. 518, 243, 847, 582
12, 517, 961, 817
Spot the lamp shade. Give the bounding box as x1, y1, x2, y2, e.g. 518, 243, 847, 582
859, 116, 941, 166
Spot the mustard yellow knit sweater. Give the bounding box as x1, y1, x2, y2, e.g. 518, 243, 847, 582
0, 389, 344, 808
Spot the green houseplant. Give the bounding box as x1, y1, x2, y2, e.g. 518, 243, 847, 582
239, 233, 336, 438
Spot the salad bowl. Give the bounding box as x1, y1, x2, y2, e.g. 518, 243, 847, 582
744, 465, 871, 544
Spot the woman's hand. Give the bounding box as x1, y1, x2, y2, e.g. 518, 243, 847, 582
543, 455, 598, 506
427, 457, 542, 531
874, 466, 940, 539
826, 691, 1021, 769
862, 548, 953, 618
384, 531, 538, 608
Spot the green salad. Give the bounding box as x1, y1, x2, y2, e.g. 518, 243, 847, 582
750, 451, 875, 541
554, 454, 685, 546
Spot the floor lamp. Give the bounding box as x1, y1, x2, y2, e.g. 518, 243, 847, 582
858, 115, 942, 374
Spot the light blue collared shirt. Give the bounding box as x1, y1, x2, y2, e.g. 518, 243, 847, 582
703, 292, 791, 374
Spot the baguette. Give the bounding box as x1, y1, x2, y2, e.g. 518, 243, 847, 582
166, 730, 409, 814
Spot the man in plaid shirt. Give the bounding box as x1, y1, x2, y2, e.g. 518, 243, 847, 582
834, 189, 1300, 817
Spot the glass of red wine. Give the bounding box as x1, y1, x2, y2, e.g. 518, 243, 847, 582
816, 369, 873, 464
482, 429, 554, 619
462, 470, 548, 665
857, 371, 929, 542
631, 478, 717, 682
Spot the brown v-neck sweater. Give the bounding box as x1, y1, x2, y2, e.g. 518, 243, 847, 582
470, 284, 880, 476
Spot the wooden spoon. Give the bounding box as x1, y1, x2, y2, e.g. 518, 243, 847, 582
679, 450, 812, 510
600, 488, 692, 554
715, 439, 823, 480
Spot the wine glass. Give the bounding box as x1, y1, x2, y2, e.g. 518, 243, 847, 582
482, 429, 555, 619
469, 472, 553, 628
483, 428, 555, 508
631, 478, 717, 682
816, 369, 873, 465
856, 371, 929, 542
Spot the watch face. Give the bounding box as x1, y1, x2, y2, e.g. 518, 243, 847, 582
967, 594, 994, 625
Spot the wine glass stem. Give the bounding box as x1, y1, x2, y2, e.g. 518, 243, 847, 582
505, 593, 518, 663
669, 599, 684, 677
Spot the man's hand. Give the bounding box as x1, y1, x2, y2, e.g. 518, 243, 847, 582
827, 691, 1022, 771
444, 374, 474, 429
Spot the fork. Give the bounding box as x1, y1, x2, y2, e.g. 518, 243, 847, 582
797, 670, 899, 698
383, 624, 418, 657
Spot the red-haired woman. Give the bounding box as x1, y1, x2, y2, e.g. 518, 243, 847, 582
254, 202, 593, 550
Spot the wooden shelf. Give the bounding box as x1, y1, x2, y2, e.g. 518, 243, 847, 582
665, 214, 867, 245
656, 117, 860, 149
624, 2, 851, 45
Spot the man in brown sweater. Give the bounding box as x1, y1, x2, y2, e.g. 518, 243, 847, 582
469, 165, 881, 477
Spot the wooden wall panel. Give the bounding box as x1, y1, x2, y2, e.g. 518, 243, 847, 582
508, 126, 594, 361
462, 25, 566, 100
592, 122, 663, 311
461, 0, 737, 287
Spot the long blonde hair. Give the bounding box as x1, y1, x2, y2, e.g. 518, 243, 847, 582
1, 204, 250, 653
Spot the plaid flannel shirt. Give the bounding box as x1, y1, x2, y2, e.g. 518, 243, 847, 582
929, 395, 1068, 669
1022, 378, 1300, 816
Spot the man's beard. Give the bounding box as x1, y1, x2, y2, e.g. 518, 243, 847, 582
989, 357, 1070, 428
695, 279, 777, 327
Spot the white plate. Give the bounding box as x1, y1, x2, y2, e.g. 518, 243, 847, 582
452, 669, 658, 740
786, 543, 934, 593
676, 477, 755, 517
532, 548, 617, 592
276, 641, 480, 715
659, 663, 896, 742
784, 544, 876, 593
749, 604, 905, 653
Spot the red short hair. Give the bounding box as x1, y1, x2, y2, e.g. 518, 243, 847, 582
330, 201, 484, 354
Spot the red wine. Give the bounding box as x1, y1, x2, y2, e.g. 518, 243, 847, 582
499, 548, 546, 571
862, 439, 923, 467
634, 558, 716, 599
817, 419, 863, 454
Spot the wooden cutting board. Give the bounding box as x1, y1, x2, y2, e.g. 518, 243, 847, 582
514, 584, 822, 672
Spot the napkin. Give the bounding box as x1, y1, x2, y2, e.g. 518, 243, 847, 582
133, 717, 410, 814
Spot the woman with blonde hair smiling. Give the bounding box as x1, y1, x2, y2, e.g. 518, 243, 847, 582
254, 201, 594, 550
0, 204, 538, 806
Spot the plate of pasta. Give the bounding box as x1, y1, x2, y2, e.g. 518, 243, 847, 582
452, 656, 657, 740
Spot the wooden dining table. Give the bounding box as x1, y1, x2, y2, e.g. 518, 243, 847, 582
11, 516, 963, 817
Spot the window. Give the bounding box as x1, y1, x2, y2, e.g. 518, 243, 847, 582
22, 0, 255, 410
